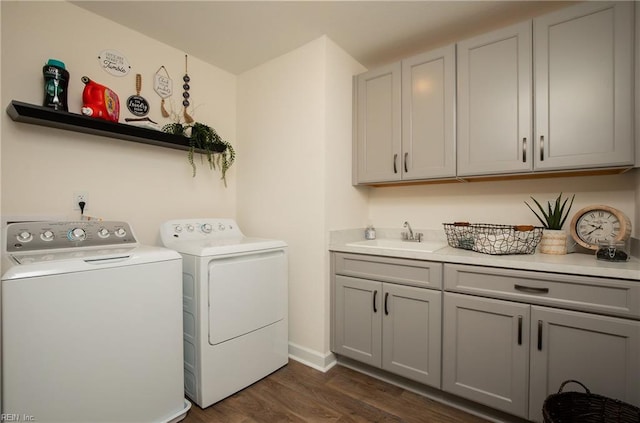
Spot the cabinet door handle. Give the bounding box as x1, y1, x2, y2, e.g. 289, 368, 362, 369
522, 138, 527, 163
537, 320, 543, 350
515, 284, 549, 294
404, 152, 408, 173
373, 290, 378, 313
393, 154, 398, 174
539, 136, 545, 161
518, 315, 523, 345
384, 292, 389, 315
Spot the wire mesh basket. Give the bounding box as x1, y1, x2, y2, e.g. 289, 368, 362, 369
443, 222, 544, 255
543, 380, 640, 423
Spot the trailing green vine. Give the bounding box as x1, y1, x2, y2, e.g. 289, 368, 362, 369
162, 122, 235, 186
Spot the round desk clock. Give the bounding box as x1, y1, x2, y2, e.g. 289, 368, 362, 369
569, 205, 632, 250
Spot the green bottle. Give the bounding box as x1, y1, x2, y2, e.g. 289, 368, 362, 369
43, 59, 70, 111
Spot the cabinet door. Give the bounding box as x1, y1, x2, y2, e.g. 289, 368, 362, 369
443, 293, 530, 418
529, 306, 640, 422
534, 2, 634, 170
334, 275, 382, 367
401, 45, 456, 179
636, 3, 640, 168
382, 284, 441, 387
355, 63, 402, 183
457, 21, 532, 176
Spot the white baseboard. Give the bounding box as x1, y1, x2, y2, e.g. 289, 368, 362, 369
288, 342, 337, 372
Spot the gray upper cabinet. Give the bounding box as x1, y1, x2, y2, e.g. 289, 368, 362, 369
458, 1, 634, 177
354, 45, 455, 184
356, 1, 636, 184
534, 1, 634, 171
636, 3, 640, 168
457, 21, 533, 176
355, 63, 402, 183
401, 45, 456, 180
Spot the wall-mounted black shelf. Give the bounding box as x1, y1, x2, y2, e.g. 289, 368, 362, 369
6, 100, 193, 152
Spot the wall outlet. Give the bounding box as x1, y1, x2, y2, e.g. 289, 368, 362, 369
73, 192, 88, 210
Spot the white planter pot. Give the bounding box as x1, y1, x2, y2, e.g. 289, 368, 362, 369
539, 229, 567, 255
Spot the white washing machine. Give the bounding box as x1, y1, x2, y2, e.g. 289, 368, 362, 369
1, 220, 191, 423
160, 218, 288, 408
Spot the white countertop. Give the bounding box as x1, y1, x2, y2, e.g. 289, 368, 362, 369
330, 228, 640, 281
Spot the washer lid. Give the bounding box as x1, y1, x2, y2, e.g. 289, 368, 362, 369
165, 236, 287, 256
2, 245, 181, 280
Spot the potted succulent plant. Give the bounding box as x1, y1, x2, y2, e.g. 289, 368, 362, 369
525, 192, 575, 254
163, 122, 235, 186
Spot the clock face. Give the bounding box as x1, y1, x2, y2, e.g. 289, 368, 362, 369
570, 205, 632, 250
575, 210, 621, 245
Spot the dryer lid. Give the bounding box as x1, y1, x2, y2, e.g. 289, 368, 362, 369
166, 236, 286, 256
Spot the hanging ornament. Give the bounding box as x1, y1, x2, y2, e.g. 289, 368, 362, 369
182, 54, 194, 123
154, 65, 173, 118
126, 73, 150, 117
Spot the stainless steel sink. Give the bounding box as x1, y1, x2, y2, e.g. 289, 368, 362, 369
345, 239, 447, 253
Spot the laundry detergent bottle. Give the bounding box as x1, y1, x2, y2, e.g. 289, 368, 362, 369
42, 59, 69, 111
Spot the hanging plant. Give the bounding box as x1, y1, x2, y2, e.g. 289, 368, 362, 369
163, 122, 235, 186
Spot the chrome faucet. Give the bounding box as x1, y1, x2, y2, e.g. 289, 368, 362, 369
402, 221, 423, 242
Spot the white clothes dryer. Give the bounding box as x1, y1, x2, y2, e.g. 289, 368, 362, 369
1, 221, 191, 423
160, 219, 288, 408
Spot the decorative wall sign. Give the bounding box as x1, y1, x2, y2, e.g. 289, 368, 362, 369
154, 66, 173, 118
98, 49, 131, 77
126, 74, 150, 116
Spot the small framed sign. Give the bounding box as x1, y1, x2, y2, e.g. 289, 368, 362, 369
154, 72, 173, 99
127, 95, 149, 116
126, 74, 149, 117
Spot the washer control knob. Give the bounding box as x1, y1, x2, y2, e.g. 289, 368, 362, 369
40, 230, 55, 242
114, 228, 127, 238
201, 223, 213, 234
174, 225, 183, 233
186, 224, 194, 232
17, 231, 33, 242
97, 228, 110, 238
218, 223, 226, 231
68, 228, 86, 242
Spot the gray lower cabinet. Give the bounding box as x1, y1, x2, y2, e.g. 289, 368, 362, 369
529, 306, 640, 422
332, 253, 442, 387
443, 264, 640, 422
442, 293, 530, 417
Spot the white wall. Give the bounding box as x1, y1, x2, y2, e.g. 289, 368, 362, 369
369, 173, 637, 238
1, 2, 237, 245
237, 36, 368, 366
323, 38, 369, 355
237, 38, 327, 360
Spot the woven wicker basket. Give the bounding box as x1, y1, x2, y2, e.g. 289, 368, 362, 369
543, 380, 640, 423
443, 222, 543, 255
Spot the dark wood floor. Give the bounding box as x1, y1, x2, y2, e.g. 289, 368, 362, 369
181, 360, 490, 422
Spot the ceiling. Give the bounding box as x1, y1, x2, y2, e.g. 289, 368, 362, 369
72, 1, 573, 75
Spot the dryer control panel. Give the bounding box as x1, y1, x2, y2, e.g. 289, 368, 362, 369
5, 221, 137, 252
160, 218, 243, 244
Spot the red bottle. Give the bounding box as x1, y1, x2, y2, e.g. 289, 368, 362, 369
80, 76, 120, 122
